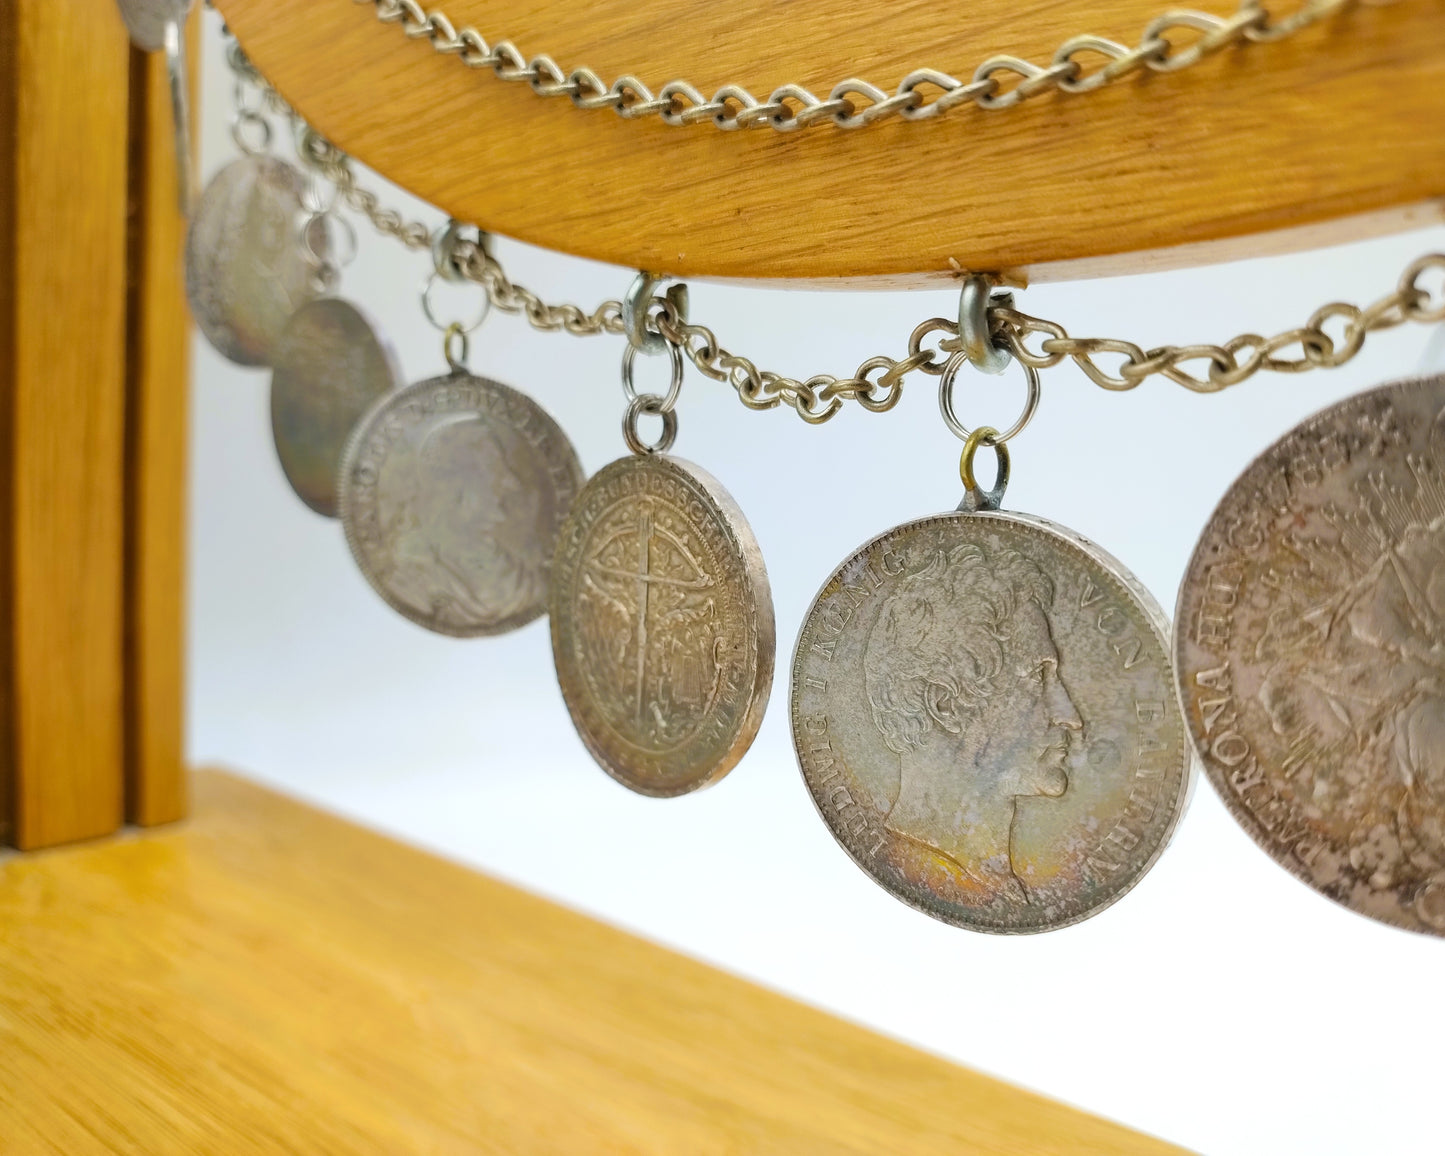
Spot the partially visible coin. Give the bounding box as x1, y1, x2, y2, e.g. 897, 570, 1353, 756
1176, 374, 1445, 936
185, 156, 318, 366
114, 0, 192, 52
270, 298, 400, 518
339, 371, 584, 637
550, 454, 774, 797
792, 511, 1191, 933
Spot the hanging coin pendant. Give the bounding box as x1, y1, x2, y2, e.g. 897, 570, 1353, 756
792, 510, 1191, 933
270, 299, 400, 518
1176, 374, 1445, 936
338, 371, 584, 637
550, 455, 775, 797
184, 156, 319, 366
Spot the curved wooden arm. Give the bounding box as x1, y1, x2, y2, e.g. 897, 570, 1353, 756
216, 0, 1445, 283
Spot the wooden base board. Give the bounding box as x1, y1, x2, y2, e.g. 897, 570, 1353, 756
0, 769, 1190, 1155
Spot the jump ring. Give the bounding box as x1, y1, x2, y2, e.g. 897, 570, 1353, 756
622, 339, 684, 411
958, 425, 1010, 512
301, 211, 357, 271
957, 276, 1014, 375
622, 272, 690, 355
432, 220, 486, 284
938, 350, 1040, 445
230, 110, 271, 155
421, 270, 490, 334
622, 394, 678, 456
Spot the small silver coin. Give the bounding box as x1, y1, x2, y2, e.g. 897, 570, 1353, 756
114, 0, 192, 52
339, 371, 584, 637
792, 511, 1191, 933
185, 156, 318, 366
1176, 374, 1445, 936
550, 454, 774, 797
270, 299, 401, 518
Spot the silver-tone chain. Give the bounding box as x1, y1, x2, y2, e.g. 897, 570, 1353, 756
227, 39, 1443, 423
356, 0, 1380, 132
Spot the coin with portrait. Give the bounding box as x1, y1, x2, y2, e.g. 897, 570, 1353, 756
185, 155, 319, 366
791, 511, 1191, 933
1176, 374, 1445, 936
339, 371, 584, 637
270, 298, 401, 518
550, 454, 774, 797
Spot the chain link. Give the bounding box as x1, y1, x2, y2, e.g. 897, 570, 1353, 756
226, 38, 1443, 423
354, 0, 1382, 132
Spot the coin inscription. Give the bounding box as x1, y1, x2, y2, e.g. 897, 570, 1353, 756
550, 455, 774, 796
185, 156, 318, 366
270, 298, 400, 518
339, 371, 584, 637
1176, 375, 1445, 935
792, 511, 1190, 933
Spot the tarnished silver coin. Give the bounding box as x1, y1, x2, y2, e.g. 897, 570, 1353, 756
184, 156, 318, 366
550, 455, 774, 797
1176, 375, 1445, 935
792, 511, 1191, 933
270, 298, 400, 518
339, 372, 584, 637
114, 0, 191, 52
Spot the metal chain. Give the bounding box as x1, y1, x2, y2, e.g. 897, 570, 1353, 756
356, 0, 1382, 132
226, 39, 1444, 422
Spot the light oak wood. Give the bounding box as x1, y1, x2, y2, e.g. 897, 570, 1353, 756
0, 769, 1190, 1154
0, 0, 131, 849
123, 20, 195, 829
216, 0, 1445, 283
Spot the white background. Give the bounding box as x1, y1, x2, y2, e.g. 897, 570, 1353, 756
192, 16, 1445, 1154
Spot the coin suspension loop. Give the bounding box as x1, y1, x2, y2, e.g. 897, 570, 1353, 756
421, 268, 491, 337
443, 322, 470, 372
958, 425, 1010, 512
955, 275, 1015, 376
938, 347, 1041, 446
300, 209, 354, 296
230, 101, 272, 157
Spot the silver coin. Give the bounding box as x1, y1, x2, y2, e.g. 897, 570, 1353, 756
184, 156, 318, 367
549, 454, 774, 797
270, 299, 401, 518
1176, 374, 1445, 935
792, 511, 1191, 933
339, 371, 584, 637
115, 0, 191, 52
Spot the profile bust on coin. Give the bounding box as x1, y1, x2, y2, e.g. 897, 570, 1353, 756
865, 544, 1080, 901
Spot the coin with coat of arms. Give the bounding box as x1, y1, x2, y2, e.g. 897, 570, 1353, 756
550, 454, 774, 797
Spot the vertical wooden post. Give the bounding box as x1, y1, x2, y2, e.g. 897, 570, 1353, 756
124, 19, 194, 828
0, 0, 132, 849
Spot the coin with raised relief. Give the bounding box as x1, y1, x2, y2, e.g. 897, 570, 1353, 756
550, 454, 774, 797
339, 371, 584, 637
185, 156, 319, 366
1176, 374, 1445, 936
270, 298, 401, 518
792, 511, 1191, 933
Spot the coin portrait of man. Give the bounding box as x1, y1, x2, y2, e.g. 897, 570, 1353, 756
864, 543, 1084, 897
382, 411, 545, 628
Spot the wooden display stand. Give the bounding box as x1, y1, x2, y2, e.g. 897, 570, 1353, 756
3, 0, 1441, 1150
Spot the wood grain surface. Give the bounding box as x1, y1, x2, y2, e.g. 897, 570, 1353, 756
0, 769, 1191, 1154
123, 18, 195, 829
0, 0, 131, 849
215, 0, 1445, 283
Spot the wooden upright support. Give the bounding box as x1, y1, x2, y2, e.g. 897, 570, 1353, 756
0, 0, 190, 848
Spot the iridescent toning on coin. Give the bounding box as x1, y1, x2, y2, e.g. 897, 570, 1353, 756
792, 511, 1191, 933
550, 455, 774, 797
339, 371, 584, 637
270, 298, 401, 518
184, 156, 318, 366
1176, 375, 1445, 936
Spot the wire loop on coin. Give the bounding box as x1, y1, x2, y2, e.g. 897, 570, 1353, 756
623, 393, 679, 456
622, 338, 685, 412
421, 268, 491, 334
938, 349, 1041, 445
958, 425, 1010, 512
443, 321, 470, 371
